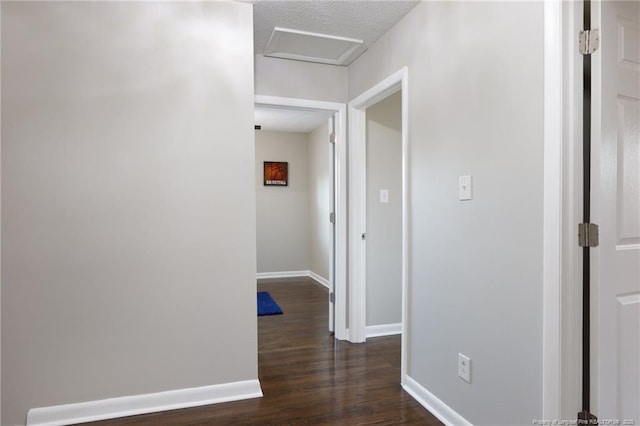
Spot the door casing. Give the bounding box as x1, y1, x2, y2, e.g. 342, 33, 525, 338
347, 67, 409, 385
254, 95, 348, 340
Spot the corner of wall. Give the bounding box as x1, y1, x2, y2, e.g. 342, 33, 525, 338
402, 376, 471, 426
1, 2, 4, 421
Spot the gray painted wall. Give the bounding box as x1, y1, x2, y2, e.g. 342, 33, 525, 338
366, 92, 402, 327
308, 122, 331, 281
255, 55, 348, 103
255, 127, 331, 281
349, 2, 544, 424
1, 2, 257, 424
255, 131, 310, 273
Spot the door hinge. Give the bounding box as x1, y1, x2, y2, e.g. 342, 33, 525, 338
329, 132, 336, 144
330, 292, 335, 303
579, 29, 600, 55
578, 223, 600, 248
329, 212, 335, 224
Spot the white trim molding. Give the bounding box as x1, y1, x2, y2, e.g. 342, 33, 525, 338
26, 380, 262, 426
347, 67, 409, 392
543, 0, 586, 420
402, 376, 472, 426
542, 0, 564, 421
256, 270, 310, 280
365, 323, 401, 338
255, 95, 344, 114
256, 270, 330, 290
308, 271, 330, 289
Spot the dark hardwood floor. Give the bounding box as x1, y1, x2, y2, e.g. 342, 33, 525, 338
83, 278, 442, 425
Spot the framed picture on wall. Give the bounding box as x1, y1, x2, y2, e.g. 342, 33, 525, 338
264, 161, 288, 186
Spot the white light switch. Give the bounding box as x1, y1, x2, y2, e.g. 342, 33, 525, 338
458, 353, 471, 383
379, 189, 389, 204
459, 175, 473, 201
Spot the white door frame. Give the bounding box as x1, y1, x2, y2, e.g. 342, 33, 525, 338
543, 0, 564, 416
254, 95, 348, 340
347, 67, 409, 378
545, 0, 584, 420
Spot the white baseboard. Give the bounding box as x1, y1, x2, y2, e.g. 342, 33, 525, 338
308, 271, 330, 289
365, 323, 402, 338
257, 270, 330, 290
26, 379, 263, 426
402, 376, 472, 426
256, 270, 310, 280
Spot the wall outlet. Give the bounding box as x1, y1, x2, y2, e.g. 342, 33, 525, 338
458, 353, 471, 383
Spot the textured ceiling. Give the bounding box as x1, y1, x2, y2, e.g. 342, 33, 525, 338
253, 0, 420, 65
255, 105, 334, 133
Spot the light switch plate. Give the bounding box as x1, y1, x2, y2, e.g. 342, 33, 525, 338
459, 175, 472, 201
458, 353, 471, 383
380, 189, 389, 204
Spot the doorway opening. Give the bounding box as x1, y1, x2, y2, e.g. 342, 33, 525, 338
364, 91, 403, 339
348, 68, 409, 382
254, 96, 347, 339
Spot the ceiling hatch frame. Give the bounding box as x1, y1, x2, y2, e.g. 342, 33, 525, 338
263, 27, 364, 66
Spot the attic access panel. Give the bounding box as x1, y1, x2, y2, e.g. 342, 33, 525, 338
264, 27, 363, 65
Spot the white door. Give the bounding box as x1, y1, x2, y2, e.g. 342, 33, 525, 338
594, 0, 640, 421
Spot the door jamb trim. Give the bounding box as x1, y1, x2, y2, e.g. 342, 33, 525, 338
347, 67, 409, 385
544, 0, 584, 419
254, 95, 348, 340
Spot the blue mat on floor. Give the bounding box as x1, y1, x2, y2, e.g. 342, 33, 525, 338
257, 291, 283, 316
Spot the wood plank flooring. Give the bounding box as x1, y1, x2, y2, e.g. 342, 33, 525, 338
83, 278, 442, 425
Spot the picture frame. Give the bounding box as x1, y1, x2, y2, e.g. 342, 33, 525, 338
264, 161, 288, 186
